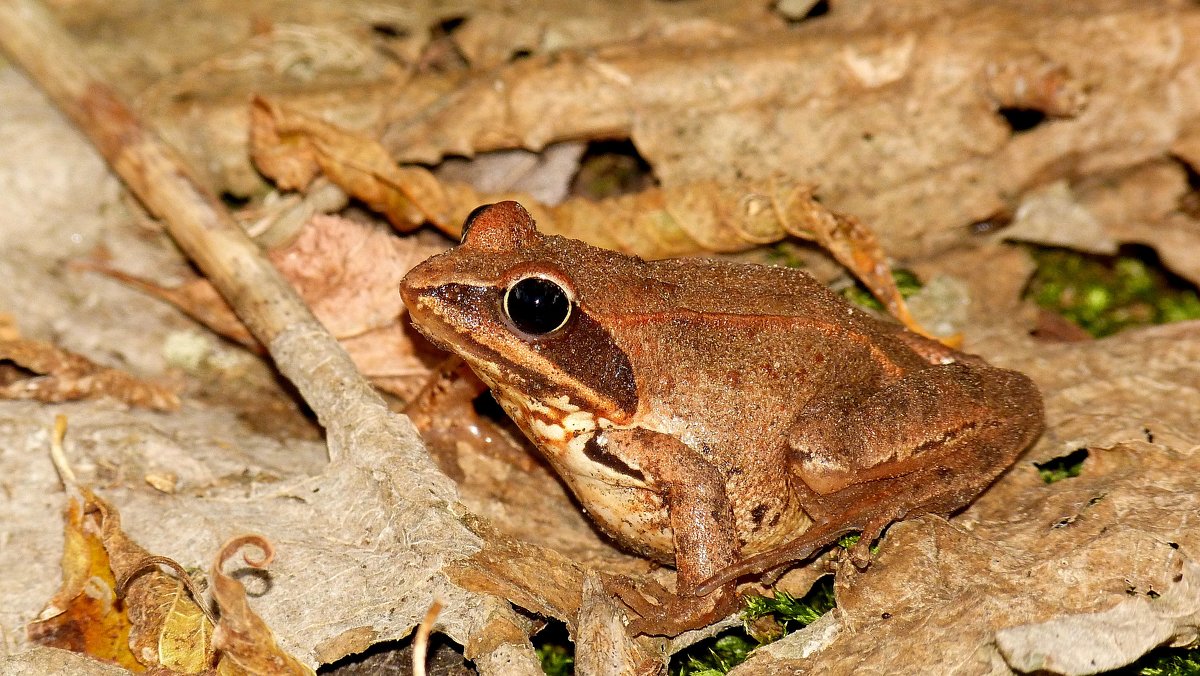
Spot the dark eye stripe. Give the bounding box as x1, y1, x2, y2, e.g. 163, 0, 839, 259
427, 282, 639, 419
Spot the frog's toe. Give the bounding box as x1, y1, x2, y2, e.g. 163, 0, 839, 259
603, 574, 663, 618
624, 592, 738, 637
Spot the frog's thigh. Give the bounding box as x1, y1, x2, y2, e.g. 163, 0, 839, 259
602, 427, 738, 592
789, 362, 1041, 496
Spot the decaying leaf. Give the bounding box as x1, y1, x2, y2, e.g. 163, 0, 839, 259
26, 484, 141, 671
996, 557, 1200, 675
0, 336, 179, 411
210, 535, 315, 676
28, 417, 320, 674
375, 2, 1200, 265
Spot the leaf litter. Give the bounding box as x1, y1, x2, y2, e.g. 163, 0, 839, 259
1, 1, 1200, 675
28, 416, 313, 674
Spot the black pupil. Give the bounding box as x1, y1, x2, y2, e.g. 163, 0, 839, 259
505, 278, 571, 335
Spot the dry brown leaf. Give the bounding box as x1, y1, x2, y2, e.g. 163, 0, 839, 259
996, 558, 1200, 674
210, 535, 315, 676
0, 337, 179, 411
29, 417, 217, 673
250, 96, 446, 230
266, 214, 443, 338
124, 2, 788, 196
100, 1, 1200, 272
75, 261, 259, 349
375, 1, 1200, 262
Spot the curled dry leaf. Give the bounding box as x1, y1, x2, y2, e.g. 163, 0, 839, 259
210, 535, 315, 676
28, 418, 317, 674
250, 96, 446, 231
0, 336, 179, 411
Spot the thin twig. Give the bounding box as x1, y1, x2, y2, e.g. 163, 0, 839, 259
412, 599, 443, 676
47, 414, 76, 486
0, 0, 383, 458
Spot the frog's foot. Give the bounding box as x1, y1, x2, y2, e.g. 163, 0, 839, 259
602, 574, 668, 619
844, 510, 901, 569
603, 574, 739, 637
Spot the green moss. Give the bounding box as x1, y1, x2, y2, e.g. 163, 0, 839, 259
537, 643, 574, 676
534, 621, 574, 676
1108, 646, 1200, 675
839, 269, 923, 312
670, 576, 837, 676
743, 579, 837, 630
835, 532, 882, 556
673, 633, 756, 676
1034, 448, 1088, 484
1026, 247, 1200, 337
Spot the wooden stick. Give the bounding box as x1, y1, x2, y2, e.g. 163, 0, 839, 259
0, 0, 390, 457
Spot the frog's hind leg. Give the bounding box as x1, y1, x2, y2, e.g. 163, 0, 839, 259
696, 362, 1042, 595
693, 472, 932, 595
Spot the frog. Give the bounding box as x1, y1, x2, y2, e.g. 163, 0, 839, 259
399, 201, 1044, 636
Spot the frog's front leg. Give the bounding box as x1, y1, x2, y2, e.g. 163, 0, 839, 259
600, 427, 742, 636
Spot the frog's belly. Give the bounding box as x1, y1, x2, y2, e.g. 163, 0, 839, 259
561, 472, 675, 563
488, 385, 678, 561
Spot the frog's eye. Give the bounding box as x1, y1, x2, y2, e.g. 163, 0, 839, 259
460, 203, 494, 243
503, 276, 573, 336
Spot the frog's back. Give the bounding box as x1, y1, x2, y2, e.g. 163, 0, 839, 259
553, 246, 909, 351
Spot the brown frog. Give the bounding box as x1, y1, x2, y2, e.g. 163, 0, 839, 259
399, 201, 1043, 636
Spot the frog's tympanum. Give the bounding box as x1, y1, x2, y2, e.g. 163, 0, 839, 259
400, 201, 1043, 636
